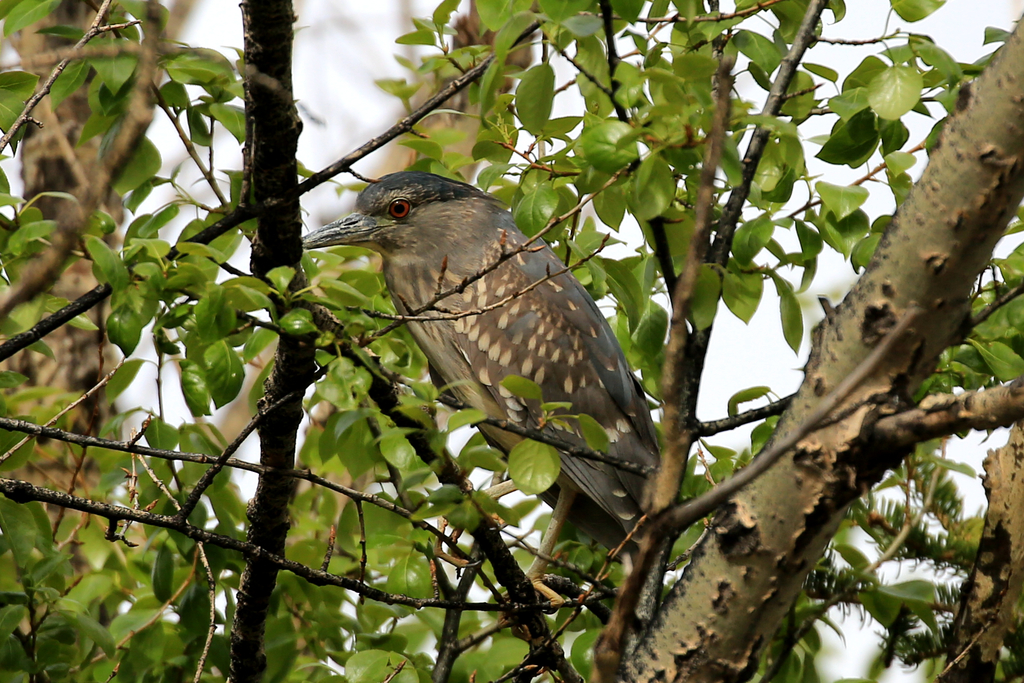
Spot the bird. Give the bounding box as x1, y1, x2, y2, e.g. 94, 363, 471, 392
303, 171, 660, 587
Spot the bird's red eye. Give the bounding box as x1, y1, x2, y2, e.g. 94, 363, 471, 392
389, 199, 411, 219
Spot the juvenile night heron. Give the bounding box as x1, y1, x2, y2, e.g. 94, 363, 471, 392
304, 171, 659, 583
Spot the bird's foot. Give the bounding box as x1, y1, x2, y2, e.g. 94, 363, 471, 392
531, 575, 565, 608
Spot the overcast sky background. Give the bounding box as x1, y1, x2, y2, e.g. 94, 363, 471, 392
115, 1, 1024, 680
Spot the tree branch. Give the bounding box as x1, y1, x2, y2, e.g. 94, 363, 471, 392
939, 420, 1024, 682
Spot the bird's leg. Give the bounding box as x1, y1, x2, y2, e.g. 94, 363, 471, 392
526, 488, 576, 607
482, 479, 518, 499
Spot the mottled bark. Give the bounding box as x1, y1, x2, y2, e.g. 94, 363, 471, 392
940, 422, 1024, 683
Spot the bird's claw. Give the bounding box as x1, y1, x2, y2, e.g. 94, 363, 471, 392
531, 576, 565, 608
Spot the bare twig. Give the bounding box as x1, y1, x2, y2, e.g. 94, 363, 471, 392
0, 358, 125, 466
154, 87, 229, 206
696, 394, 793, 436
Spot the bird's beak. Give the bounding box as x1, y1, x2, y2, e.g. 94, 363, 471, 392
302, 213, 379, 249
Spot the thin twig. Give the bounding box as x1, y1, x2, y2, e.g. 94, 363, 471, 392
154, 87, 229, 206
696, 394, 793, 436
0, 358, 125, 466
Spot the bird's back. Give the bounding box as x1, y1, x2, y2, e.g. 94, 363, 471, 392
381, 203, 660, 551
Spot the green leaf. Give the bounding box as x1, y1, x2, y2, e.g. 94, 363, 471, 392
0, 371, 28, 388
151, 543, 175, 603
507, 439, 560, 495
0, 90, 23, 131
867, 66, 923, 120
577, 413, 609, 453
816, 109, 878, 168
278, 308, 318, 336
538, 0, 591, 21
859, 588, 901, 627
0, 605, 27, 643
517, 64, 555, 134
163, 49, 234, 85
632, 302, 668, 357
501, 375, 542, 401
0, 498, 36, 566
4, 0, 60, 36
179, 360, 211, 416
632, 154, 675, 221
733, 30, 783, 74
578, 121, 638, 174
90, 54, 137, 92
145, 417, 179, 451
878, 579, 935, 603
346, 650, 392, 683
209, 103, 245, 143
112, 137, 162, 195
691, 265, 720, 331
722, 270, 763, 323
194, 285, 236, 342
513, 181, 558, 236
775, 278, 803, 353
447, 409, 487, 432
266, 265, 296, 293
816, 182, 869, 222
884, 151, 917, 177
395, 29, 436, 46
0, 71, 38, 99
602, 258, 644, 332
85, 235, 129, 291
969, 340, 1024, 382
732, 214, 774, 264
71, 612, 115, 657
106, 359, 145, 402
380, 432, 416, 470
804, 63, 838, 83
243, 327, 277, 362
386, 554, 431, 598
204, 340, 245, 408
610, 0, 643, 21
891, 0, 944, 22
107, 305, 143, 355
432, 0, 461, 24
727, 386, 771, 416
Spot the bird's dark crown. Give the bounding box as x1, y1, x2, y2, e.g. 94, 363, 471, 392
356, 171, 491, 215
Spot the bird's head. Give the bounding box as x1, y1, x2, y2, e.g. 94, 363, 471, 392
303, 171, 509, 259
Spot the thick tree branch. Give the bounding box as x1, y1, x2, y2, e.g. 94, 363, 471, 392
627, 19, 1024, 683
592, 59, 733, 683
870, 377, 1024, 448
939, 420, 1024, 683
229, 0, 309, 679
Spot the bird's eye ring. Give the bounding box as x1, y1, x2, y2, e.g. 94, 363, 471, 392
389, 199, 411, 219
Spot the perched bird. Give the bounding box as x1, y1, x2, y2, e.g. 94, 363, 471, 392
303, 171, 659, 577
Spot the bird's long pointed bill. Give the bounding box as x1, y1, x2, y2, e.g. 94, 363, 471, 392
302, 213, 377, 249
